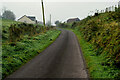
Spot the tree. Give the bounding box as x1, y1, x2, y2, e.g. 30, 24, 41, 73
105, 8, 109, 12
2, 10, 16, 20
112, 6, 115, 11
55, 20, 60, 24
55, 20, 60, 27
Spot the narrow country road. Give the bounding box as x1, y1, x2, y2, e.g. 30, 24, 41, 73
6, 29, 88, 79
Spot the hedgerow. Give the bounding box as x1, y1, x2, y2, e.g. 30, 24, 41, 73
2, 19, 60, 79
2, 29, 61, 79
60, 7, 120, 78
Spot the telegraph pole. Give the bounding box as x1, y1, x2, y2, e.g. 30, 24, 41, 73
50, 14, 51, 26
41, 0, 46, 31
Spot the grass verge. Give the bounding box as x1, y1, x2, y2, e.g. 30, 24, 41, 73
2, 29, 61, 79
65, 28, 120, 79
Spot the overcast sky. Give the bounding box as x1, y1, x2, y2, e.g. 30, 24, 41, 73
0, 0, 119, 24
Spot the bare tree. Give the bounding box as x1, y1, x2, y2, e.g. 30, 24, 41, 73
2, 10, 16, 20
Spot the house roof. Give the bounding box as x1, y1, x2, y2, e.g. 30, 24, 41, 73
67, 18, 80, 22
18, 15, 36, 21
27, 16, 36, 21
68, 18, 80, 21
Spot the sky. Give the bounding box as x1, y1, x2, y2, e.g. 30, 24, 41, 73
0, 0, 119, 25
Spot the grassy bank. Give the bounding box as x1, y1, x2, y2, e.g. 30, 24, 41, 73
70, 29, 120, 78
2, 29, 61, 79
2, 19, 44, 43
59, 7, 120, 78
1, 19, 61, 79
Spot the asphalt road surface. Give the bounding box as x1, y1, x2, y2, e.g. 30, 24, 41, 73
6, 29, 88, 79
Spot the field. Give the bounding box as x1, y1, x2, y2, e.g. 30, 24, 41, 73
1, 19, 61, 79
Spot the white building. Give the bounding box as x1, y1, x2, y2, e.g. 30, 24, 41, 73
18, 15, 37, 24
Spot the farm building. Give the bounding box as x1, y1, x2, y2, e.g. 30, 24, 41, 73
18, 15, 37, 24
67, 18, 80, 23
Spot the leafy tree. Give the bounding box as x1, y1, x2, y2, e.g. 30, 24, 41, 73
55, 20, 60, 27
55, 20, 59, 24
105, 8, 109, 12
2, 10, 16, 20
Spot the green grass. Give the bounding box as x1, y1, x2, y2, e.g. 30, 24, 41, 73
1, 19, 22, 43
64, 28, 120, 78
2, 19, 43, 43
2, 29, 61, 79
60, 10, 120, 79
1, 19, 21, 27
1, 19, 42, 27
1, 19, 60, 79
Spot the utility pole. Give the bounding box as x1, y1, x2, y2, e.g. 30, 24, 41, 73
41, 0, 46, 31
50, 14, 51, 26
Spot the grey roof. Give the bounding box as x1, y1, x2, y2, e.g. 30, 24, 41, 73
67, 18, 80, 23
27, 16, 36, 21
